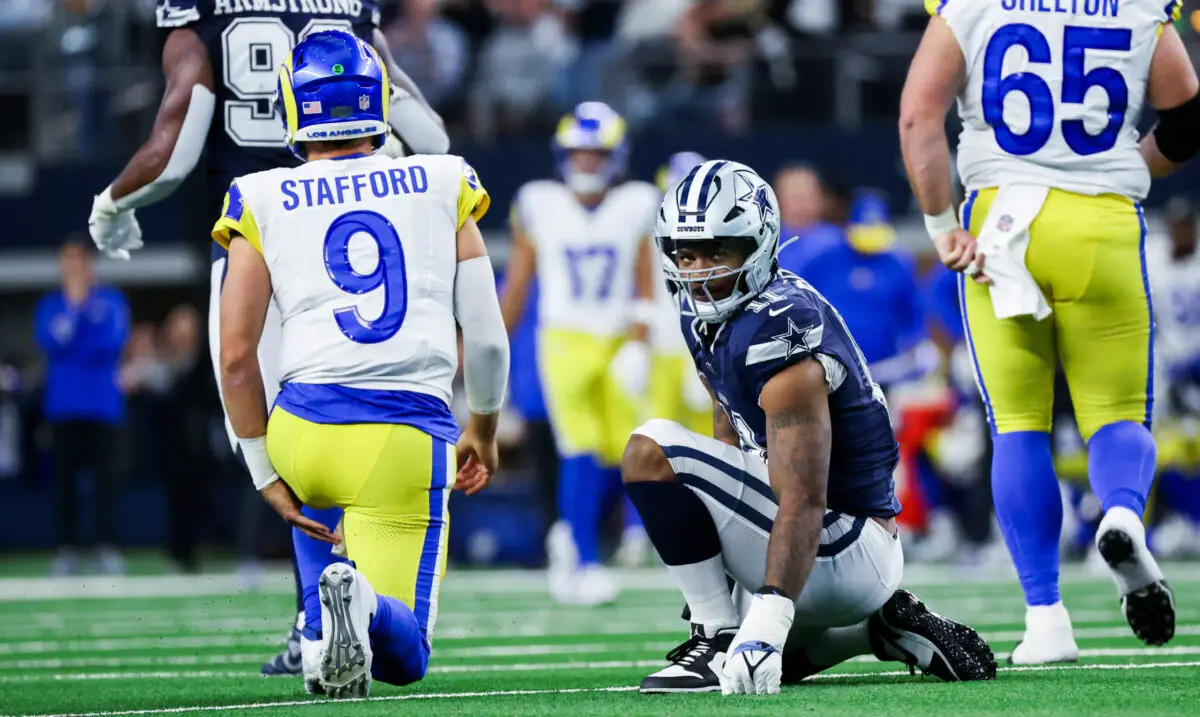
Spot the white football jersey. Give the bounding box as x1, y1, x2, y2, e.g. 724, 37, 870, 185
513, 180, 661, 337
213, 153, 489, 406
936, 0, 1183, 200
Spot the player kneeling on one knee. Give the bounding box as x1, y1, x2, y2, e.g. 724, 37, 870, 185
624, 159, 996, 696
215, 30, 507, 699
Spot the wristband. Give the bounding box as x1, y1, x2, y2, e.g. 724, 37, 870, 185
630, 299, 658, 327
238, 435, 279, 491
923, 206, 959, 242
757, 584, 791, 599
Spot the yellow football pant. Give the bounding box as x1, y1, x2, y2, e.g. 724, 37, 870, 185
650, 353, 713, 437
267, 407, 453, 641
538, 328, 641, 465
960, 188, 1154, 441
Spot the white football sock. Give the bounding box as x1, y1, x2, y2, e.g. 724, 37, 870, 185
667, 555, 738, 632
1097, 506, 1163, 595
803, 621, 872, 668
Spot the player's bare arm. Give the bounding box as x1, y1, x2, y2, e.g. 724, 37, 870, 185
1140, 24, 1200, 178
758, 357, 831, 598
112, 29, 214, 203
702, 374, 739, 447
900, 17, 986, 280
499, 218, 537, 334
628, 236, 657, 343
90, 28, 215, 259
219, 235, 336, 545
372, 29, 450, 154
454, 217, 511, 494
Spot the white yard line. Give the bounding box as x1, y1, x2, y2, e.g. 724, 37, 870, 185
3, 648, 1200, 681
5, 618, 1200, 657
4, 563, 1200, 602
5, 661, 1200, 717
3, 644, 1198, 673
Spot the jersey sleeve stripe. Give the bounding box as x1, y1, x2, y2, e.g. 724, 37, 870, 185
211, 183, 263, 254
1163, 0, 1183, 23
456, 164, 491, 230
924, 0, 950, 16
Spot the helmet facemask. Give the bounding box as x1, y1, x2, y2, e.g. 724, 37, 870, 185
658, 236, 777, 323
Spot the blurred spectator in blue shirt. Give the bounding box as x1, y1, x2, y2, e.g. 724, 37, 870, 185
786, 189, 934, 389
34, 239, 130, 576
773, 164, 845, 275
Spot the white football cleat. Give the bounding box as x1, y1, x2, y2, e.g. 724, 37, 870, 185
300, 614, 324, 696
549, 564, 619, 606
614, 525, 653, 568
318, 563, 376, 699
1096, 506, 1175, 646
545, 520, 578, 572
1007, 602, 1079, 665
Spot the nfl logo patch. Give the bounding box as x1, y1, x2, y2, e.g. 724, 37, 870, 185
359, 95, 370, 111
997, 214, 1013, 232
302, 101, 322, 115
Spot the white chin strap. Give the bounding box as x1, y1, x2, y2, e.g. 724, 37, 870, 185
693, 293, 745, 322
566, 170, 607, 196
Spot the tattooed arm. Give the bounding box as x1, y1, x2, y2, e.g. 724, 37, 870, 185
758, 357, 832, 598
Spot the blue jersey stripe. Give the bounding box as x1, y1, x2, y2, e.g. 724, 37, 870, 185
1136, 203, 1154, 429
413, 438, 448, 637
663, 444, 775, 506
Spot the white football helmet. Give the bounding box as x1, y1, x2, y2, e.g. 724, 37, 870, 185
655, 160, 781, 323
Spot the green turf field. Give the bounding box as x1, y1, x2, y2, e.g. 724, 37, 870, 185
0, 562, 1195, 716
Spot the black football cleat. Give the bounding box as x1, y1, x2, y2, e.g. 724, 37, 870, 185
640, 623, 736, 693
869, 590, 997, 682
1097, 527, 1176, 647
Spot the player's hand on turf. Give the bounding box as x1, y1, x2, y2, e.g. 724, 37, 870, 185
721, 592, 793, 695
933, 228, 991, 285
260, 480, 340, 546
455, 429, 498, 496
722, 640, 784, 695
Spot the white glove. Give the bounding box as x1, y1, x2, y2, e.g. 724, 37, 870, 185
377, 129, 408, 159
682, 366, 711, 412
609, 340, 651, 397
88, 187, 144, 261
722, 592, 794, 696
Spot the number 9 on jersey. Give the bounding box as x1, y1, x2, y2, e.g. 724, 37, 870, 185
323, 210, 409, 345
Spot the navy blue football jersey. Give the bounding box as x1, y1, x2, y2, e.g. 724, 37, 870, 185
156, 0, 379, 258
682, 270, 901, 518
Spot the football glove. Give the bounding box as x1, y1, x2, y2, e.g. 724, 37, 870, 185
609, 340, 651, 397
89, 188, 144, 261
722, 591, 794, 695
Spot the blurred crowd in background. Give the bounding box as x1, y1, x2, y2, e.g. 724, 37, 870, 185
1, 0, 1200, 579
6, 0, 1195, 160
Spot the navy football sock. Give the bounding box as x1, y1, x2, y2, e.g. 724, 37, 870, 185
558, 455, 605, 564
291, 547, 304, 614
623, 494, 644, 531
992, 431, 1063, 606
1087, 421, 1157, 517
626, 480, 737, 628
369, 594, 430, 686
294, 505, 345, 636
